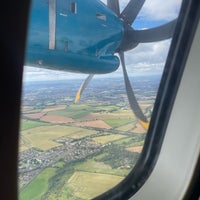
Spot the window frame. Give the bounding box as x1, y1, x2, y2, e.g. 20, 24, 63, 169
94, 0, 200, 199
1, 0, 200, 199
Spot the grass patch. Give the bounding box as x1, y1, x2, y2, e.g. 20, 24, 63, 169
128, 140, 145, 147
114, 134, 145, 147
75, 159, 112, 171
47, 104, 92, 119
116, 122, 136, 131
48, 108, 90, 119
75, 159, 130, 176
104, 118, 134, 128
42, 162, 77, 199
97, 144, 140, 169
54, 161, 66, 168
113, 137, 133, 145
92, 134, 127, 144
19, 168, 56, 200
91, 105, 119, 112
100, 110, 134, 118
47, 104, 123, 120
20, 120, 50, 131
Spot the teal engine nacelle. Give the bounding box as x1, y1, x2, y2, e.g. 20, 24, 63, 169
26, 50, 120, 74
25, 0, 124, 74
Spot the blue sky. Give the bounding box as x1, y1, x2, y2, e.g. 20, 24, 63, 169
23, 0, 182, 82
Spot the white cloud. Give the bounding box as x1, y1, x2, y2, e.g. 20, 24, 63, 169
23, 67, 87, 82
141, 0, 182, 20
123, 39, 171, 74
95, 39, 171, 77
101, 0, 182, 20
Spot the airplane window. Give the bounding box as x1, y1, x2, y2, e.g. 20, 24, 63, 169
18, 0, 182, 199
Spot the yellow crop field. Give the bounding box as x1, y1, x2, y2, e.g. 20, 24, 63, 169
67, 171, 124, 199
100, 110, 134, 119
75, 119, 111, 129
67, 129, 98, 139
20, 125, 96, 151
116, 122, 136, 131
92, 134, 127, 144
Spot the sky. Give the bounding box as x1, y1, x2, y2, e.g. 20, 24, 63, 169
23, 0, 182, 82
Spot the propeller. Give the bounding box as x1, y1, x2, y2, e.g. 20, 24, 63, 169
75, 74, 94, 103
119, 51, 149, 130
107, 0, 120, 16
120, 0, 145, 25
75, 0, 177, 130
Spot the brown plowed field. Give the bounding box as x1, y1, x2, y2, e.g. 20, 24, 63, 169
25, 112, 46, 119
77, 113, 103, 121
40, 115, 74, 123
131, 122, 145, 133
42, 105, 66, 112
126, 146, 143, 153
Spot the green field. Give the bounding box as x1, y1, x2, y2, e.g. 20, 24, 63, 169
116, 122, 136, 131
113, 134, 145, 147
19, 168, 56, 200
113, 137, 134, 145
90, 105, 119, 112
47, 104, 91, 119
75, 159, 130, 176
92, 134, 127, 144
47, 104, 122, 120
20, 120, 50, 131
104, 118, 134, 128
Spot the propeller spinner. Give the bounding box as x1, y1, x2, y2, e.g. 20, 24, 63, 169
75, 0, 177, 130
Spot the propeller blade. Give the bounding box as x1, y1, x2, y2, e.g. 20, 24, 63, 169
120, 0, 145, 26
119, 52, 149, 130
130, 19, 177, 43
107, 0, 120, 16
75, 74, 94, 103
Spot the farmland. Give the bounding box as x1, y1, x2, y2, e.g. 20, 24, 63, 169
19, 168, 56, 200
92, 134, 127, 144
67, 172, 124, 199
19, 76, 159, 199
